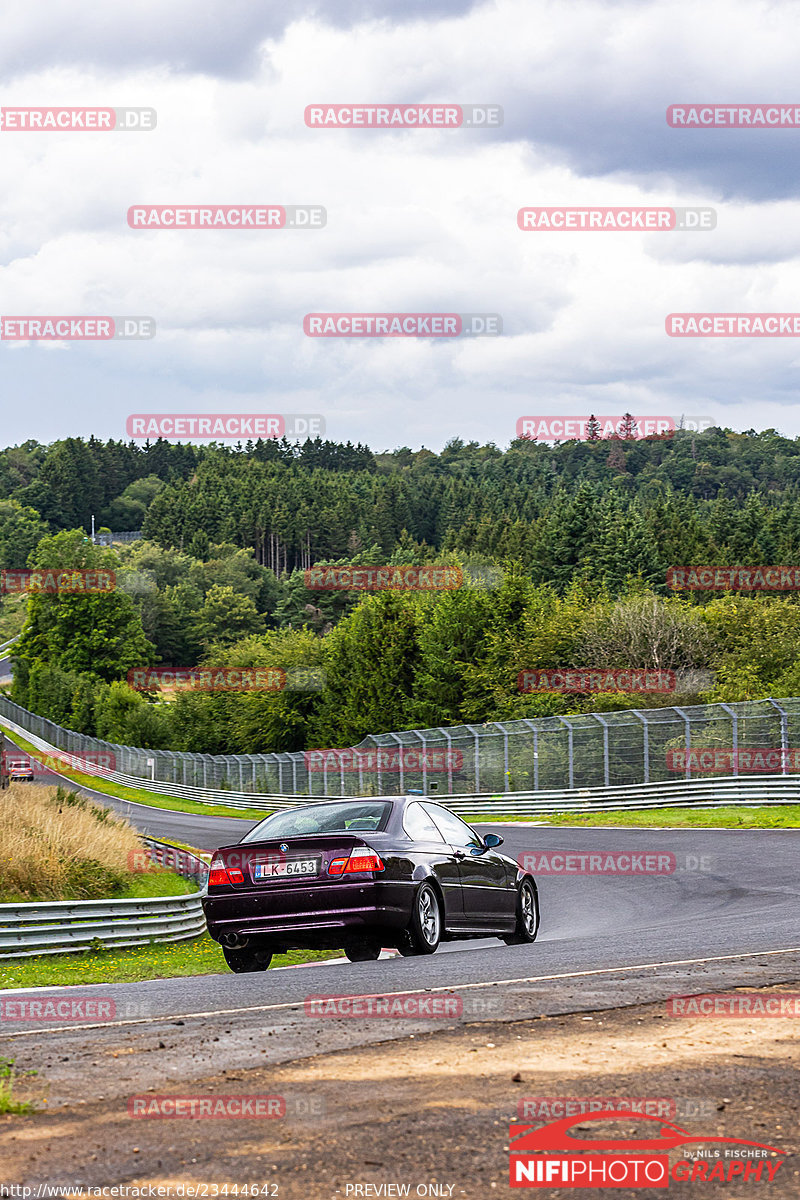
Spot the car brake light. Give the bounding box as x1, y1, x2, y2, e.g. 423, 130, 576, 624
208, 854, 241, 887
327, 847, 385, 875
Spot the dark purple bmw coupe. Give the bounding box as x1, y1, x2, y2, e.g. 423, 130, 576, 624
202, 796, 539, 972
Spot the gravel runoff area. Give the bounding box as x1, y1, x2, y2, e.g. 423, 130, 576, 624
1, 983, 798, 1199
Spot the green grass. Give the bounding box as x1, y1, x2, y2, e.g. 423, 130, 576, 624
0, 933, 343, 990
0, 722, 273, 822
465, 806, 800, 827
0, 868, 195, 905
117, 870, 197, 898
0, 1058, 36, 1115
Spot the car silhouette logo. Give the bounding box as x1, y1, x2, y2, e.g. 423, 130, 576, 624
280, 843, 288, 853
510, 1110, 785, 1156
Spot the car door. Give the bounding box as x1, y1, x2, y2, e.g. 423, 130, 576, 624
422, 803, 516, 925
401, 801, 466, 927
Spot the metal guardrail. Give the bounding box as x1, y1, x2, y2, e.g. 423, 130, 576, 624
445, 773, 800, 814
0, 892, 206, 959
0, 635, 19, 657
142, 837, 210, 884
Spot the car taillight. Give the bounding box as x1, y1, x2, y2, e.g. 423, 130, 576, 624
328, 847, 385, 875
208, 854, 241, 887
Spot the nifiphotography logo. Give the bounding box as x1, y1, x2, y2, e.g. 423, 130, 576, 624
508, 1110, 785, 1188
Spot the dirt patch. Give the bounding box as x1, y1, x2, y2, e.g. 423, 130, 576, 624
2, 986, 799, 1198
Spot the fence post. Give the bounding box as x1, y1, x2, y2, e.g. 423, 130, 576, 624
465, 726, 481, 793
594, 714, 610, 787
673, 708, 692, 779
519, 719, 540, 792
557, 717, 574, 789
768, 698, 789, 774
494, 723, 511, 792
632, 711, 649, 784
719, 703, 739, 775
416, 729, 428, 795
386, 733, 404, 794
440, 728, 454, 794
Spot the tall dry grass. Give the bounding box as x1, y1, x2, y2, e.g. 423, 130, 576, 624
0, 784, 144, 901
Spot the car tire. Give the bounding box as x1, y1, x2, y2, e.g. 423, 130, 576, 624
402, 881, 442, 955
222, 945, 273, 973
343, 942, 382, 962
502, 878, 539, 945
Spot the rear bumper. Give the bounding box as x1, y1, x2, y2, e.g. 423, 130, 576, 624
202, 879, 413, 949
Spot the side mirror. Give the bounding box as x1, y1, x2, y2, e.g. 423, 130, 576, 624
483, 833, 504, 848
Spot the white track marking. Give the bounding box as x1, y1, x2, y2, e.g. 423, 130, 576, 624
2, 945, 799, 1038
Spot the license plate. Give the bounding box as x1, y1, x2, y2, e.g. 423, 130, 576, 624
254, 858, 319, 880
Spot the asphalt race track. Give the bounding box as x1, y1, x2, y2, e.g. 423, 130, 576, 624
2, 788, 800, 1105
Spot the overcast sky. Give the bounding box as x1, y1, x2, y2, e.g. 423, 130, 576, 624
3, 0, 800, 452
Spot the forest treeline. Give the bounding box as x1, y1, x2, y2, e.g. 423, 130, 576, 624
4, 424, 800, 753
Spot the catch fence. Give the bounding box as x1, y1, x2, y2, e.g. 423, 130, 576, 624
1, 694, 799, 799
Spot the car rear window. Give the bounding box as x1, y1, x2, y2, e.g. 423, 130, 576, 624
241, 801, 392, 842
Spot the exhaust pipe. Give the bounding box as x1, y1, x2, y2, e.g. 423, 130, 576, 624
221, 932, 249, 949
